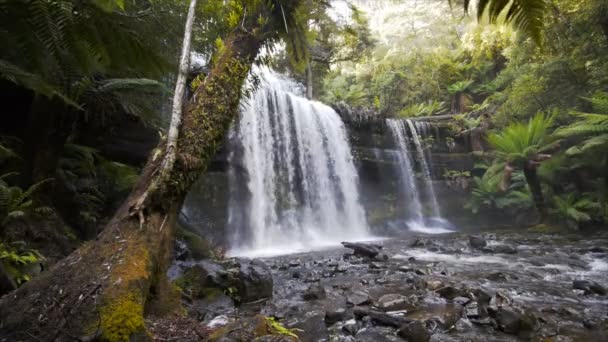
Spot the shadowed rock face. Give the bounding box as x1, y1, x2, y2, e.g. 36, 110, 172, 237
191, 230, 608, 341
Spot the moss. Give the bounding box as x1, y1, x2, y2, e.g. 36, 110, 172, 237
263, 317, 298, 338
176, 226, 214, 259
100, 295, 145, 342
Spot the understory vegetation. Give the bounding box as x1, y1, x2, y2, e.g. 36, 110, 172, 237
320, 0, 608, 230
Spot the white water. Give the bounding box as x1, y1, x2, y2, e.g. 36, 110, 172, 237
228, 69, 369, 256
406, 119, 441, 217
385, 119, 450, 233
386, 119, 423, 222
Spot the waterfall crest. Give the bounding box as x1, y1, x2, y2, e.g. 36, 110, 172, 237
227, 69, 369, 256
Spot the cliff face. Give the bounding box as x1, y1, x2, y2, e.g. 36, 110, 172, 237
180, 105, 490, 249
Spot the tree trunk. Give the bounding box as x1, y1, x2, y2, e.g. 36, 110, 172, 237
523, 162, 546, 220
161, 0, 198, 179
306, 61, 313, 99
0, 28, 263, 341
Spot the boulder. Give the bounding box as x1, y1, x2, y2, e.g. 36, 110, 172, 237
228, 258, 273, 303
484, 245, 517, 254
354, 307, 411, 328
325, 308, 350, 325
573, 280, 607, 295
346, 290, 371, 306
469, 236, 487, 249
436, 286, 462, 300
376, 294, 410, 311
341, 242, 381, 258
290, 312, 329, 342
494, 307, 536, 336
303, 283, 326, 301
397, 321, 431, 342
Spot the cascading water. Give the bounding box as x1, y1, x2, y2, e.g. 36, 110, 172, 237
385, 118, 452, 234
227, 69, 369, 256
385, 119, 423, 222
406, 119, 441, 217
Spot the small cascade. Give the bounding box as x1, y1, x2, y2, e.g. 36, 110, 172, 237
227, 69, 369, 256
406, 119, 441, 217
385, 119, 423, 222
385, 119, 451, 234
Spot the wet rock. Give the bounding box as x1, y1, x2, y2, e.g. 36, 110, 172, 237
374, 253, 390, 261
486, 272, 509, 281
375, 277, 389, 284
341, 242, 382, 258
354, 328, 395, 342
346, 290, 371, 306
494, 306, 536, 336
206, 315, 231, 328
369, 262, 384, 269
397, 321, 431, 342
303, 283, 326, 301
573, 280, 607, 295
290, 312, 329, 342
229, 259, 273, 303
436, 286, 462, 300
453, 296, 471, 306
425, 280, 443, 290
453, 318, 473, 333
342, 319, 359, 335
336, 264, 348, 273
490, 245, 518, 254
465, 302, 479, 318
376, 294, 410, 311
469, 236, 487, 249
469, 317, 493, 326
325, 308, 350, 325
354, 307, 411, 328
191, 293, 235, 321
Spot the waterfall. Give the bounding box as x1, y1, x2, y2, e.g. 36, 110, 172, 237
385, 119, 452, 234
406, 119, 441, 217
385, 119, 423, 222
227, 69, 369, 256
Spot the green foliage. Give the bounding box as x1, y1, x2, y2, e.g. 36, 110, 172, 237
488, 111, 555, 166
264, 317, 299, 338
0, 174, 51, 226
399, 101, 447, 118
0, 242, 44, 285
464, 0, 547, 44
465, 163, 532, 213
551, 193, 601, 229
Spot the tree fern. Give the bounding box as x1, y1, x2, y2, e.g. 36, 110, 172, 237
463, 0, 547, 44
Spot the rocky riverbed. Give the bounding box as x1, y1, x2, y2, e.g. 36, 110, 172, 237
167, 230, 608, 341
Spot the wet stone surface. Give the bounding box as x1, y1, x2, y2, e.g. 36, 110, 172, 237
194, 231, 608, 341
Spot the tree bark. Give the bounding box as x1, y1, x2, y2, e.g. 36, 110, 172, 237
160, 0, 198, 179
0, 27, 263, 341
523, 162, 546, 220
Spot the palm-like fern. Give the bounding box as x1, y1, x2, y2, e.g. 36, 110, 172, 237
463, 0, 547, 44
551, 193, 601, 229
488, 111, 555, 166
488, 112, 556, 218
466, 162, 531, 214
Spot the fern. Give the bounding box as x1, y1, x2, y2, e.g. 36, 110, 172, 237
463, 0, 547, 44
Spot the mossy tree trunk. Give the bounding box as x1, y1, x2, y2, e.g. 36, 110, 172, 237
0, 27, 263, 341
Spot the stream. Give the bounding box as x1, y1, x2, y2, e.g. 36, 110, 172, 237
185, 230, 608, 341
